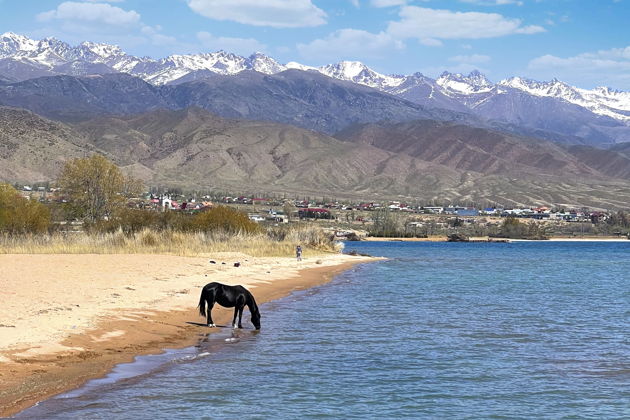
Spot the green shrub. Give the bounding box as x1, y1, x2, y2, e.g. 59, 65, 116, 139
0, 183, 51, 234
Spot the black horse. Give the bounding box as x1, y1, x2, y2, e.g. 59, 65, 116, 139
198, 282, 261, 330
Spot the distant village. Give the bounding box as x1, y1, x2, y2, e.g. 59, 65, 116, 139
16, 183, 628, 239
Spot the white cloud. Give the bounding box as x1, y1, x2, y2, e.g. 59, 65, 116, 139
297, 5, 542, 64
34, 1, 181, 52
37, 1, 140, 26
349, 0, 360, 7
83, 0, 125, 3
419, 38, 443, 47
141, 25, 178, 47
459, 0, 524, 6
197, 31, 267, 55
186, 0, 326, 28
371, 0, 409, 7
297, 28, 404, 60
528, 46, 630, 89
449, 54, 491, 63
387, 6, 545, 40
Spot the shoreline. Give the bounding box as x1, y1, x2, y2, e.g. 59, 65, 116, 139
0, 253, 375, 417
360, 236, 629, 242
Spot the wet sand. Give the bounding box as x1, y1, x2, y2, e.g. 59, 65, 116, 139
0, 253, 373, 417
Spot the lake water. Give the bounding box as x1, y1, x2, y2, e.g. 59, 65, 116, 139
18, 242, 630, 419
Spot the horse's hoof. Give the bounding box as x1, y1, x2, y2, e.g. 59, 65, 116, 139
208, 323, 216, 328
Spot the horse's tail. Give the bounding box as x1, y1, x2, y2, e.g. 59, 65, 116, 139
198, 287, 207, 318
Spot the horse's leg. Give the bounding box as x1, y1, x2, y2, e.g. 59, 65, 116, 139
206, 290, 216, 327
232, 307, 239, 329
207, 301, 216, 327
232, 294, 246, 329
237, 306, 244, 329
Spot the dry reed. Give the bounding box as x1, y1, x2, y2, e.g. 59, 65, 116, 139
0, 226, 340, 257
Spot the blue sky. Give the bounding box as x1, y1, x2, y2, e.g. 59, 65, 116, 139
1, 0, 628, 89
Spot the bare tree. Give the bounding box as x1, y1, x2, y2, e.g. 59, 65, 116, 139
58, 155, 143, 222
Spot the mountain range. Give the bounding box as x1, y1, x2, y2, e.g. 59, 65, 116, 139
2, 32, 630, 209
1, 32, 629, 147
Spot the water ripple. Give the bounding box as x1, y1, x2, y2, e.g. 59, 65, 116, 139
18, 242, 630, 420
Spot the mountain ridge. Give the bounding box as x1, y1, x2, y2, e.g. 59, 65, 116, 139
1, 32, 628, 123
4, 105, 630, 209
2, 32, 629, 147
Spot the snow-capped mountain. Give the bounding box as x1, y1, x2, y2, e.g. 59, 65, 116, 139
1, 32, 629, 145
436, 70, 494, 95
498, 77, 630, 121
318, 61, 405, 90
0, 32, 38, 56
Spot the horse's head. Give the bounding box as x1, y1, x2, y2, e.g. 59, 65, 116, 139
251, 310, 261, 330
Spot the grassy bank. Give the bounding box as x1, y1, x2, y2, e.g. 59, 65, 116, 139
0, 226, 339, 257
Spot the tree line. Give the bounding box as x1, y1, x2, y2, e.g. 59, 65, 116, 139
0, 155, 259, 235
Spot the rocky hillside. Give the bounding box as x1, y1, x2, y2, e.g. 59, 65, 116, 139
4, 106, 630, 209
0, 107, 96, 180
336, 120, 603, 177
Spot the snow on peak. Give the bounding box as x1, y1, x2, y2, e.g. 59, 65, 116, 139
0, 32, 38, 56
248, 52, 286, 74
499, 77, 630, 121
318, 60, 404, 89
320, 61, 370, 79
500, 77, 578, 100
0, 32, 628, 124
466, 70, 492, 88
78, 41, 125, 59
437, 70, 493, 94
160, 51, 248, 74
285, 62, 317, 72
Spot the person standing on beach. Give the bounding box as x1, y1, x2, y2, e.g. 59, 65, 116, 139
296, 245, 302, 261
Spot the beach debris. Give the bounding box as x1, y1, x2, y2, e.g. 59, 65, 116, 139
315, 259, 323, 264
234, 262, 241, 267
447, 233, 469, 242
209, 260, 216, 264
221, 262, 226, 265
347, 250, 372, 257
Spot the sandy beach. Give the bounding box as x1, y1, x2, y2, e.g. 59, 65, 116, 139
0, 252, 373, 417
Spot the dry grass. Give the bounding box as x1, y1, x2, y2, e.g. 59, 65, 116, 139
0, 226, 340, 257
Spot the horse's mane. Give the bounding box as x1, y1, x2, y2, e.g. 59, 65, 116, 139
245, 288, 259, 313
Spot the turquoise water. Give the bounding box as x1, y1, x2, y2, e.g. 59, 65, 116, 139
18, 242, 630, 419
